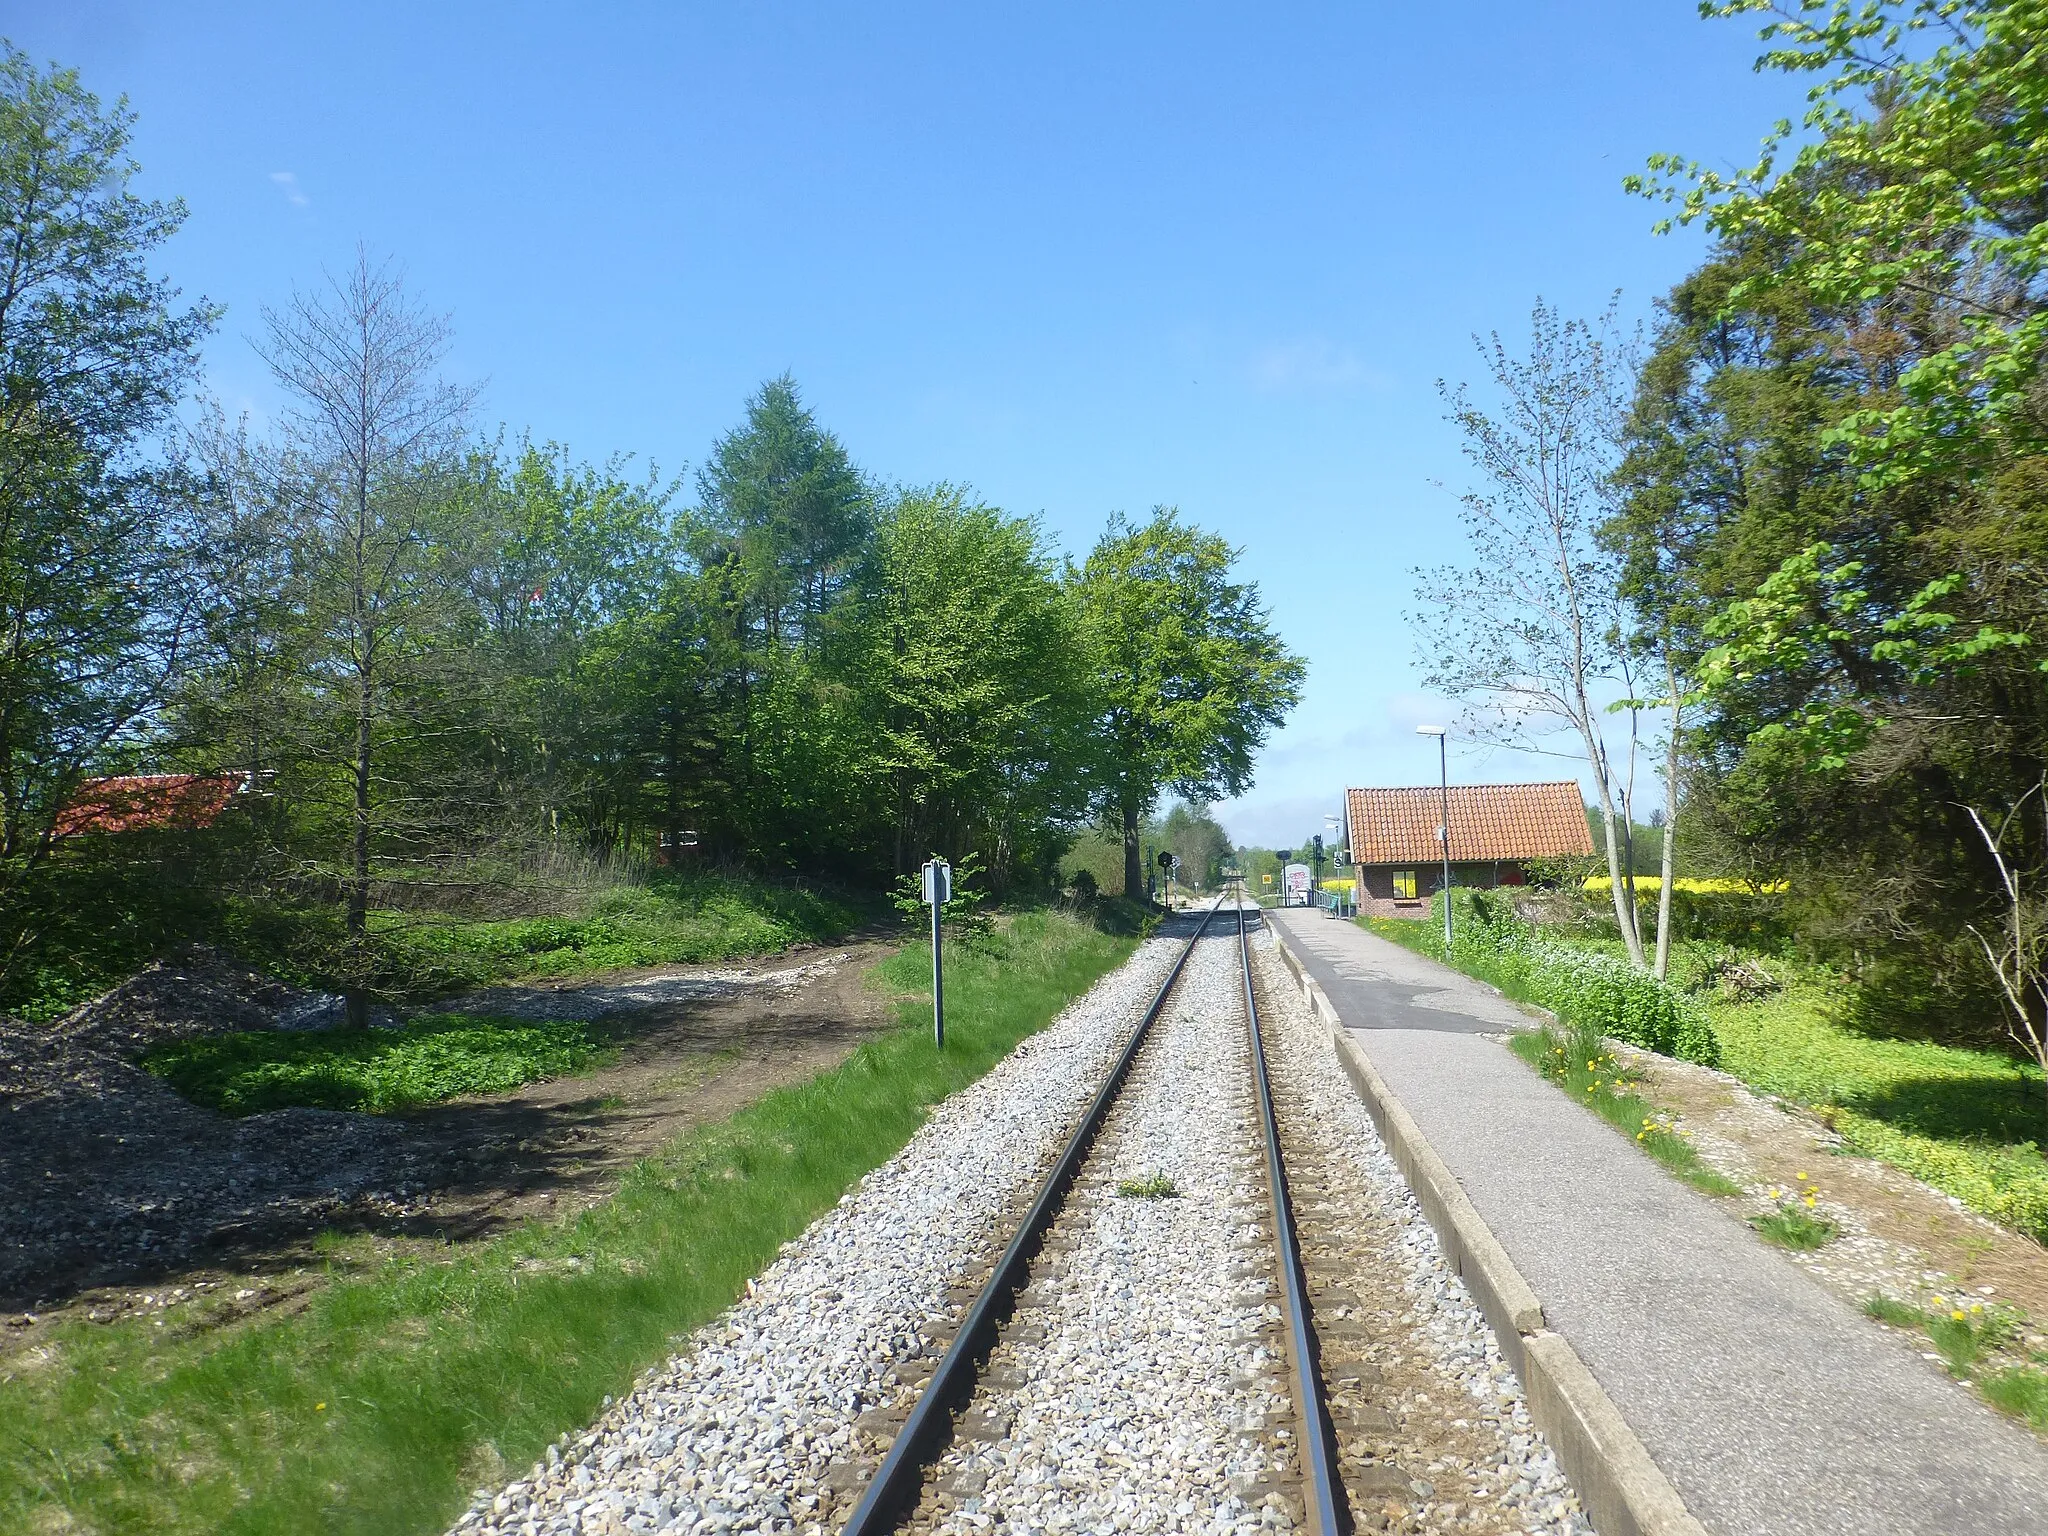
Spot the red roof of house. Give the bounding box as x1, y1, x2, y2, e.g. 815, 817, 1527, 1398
52, 774, 245, 837
1345, 781, 1594, 866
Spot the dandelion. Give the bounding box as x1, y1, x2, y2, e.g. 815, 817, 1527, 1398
315, 1402, 327, 1412
1952, 1310, 1967, 1322
1796, 1172, 1808, 1182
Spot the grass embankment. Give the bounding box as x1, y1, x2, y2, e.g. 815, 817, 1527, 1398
142, 1014, 613, 1115
0, 908, 1135, 1535
5, 865, 863, 1023
1706, 976, 2048, 1244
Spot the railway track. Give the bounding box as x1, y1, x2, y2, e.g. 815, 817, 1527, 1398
839, 893, 1353, 1536
454, 901, 1588, 1536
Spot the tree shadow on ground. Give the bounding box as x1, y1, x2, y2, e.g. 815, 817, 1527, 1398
1844, 1070, 2048, 1151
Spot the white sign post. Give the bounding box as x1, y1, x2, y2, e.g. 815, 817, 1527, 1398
921, 857, 952, 1048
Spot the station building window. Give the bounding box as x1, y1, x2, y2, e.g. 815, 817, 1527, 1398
1392, 869, 1417, 899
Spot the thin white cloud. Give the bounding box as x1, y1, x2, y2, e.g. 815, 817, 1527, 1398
269, 171, 309, 208
1246, 337, 1383, 395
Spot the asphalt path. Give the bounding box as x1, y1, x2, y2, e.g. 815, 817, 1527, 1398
1270, 906, 2048, 1536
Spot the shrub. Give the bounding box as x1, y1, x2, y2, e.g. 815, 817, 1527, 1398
1419, 889, 1720, 1066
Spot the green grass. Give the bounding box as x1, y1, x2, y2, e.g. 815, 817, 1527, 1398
1506, 1026, 1743, 1198
1864, 1292, 2048, 1427
1115, 1174, 1179, 1199
2, 863, 864, 1022
0, 908, 1133, 1535
1700, 973, 2048, 1243
1748, 1204, 1838, 1250
140, 1014, 613, 1115
227, 872, 865, 1002
1981, 1366, 2048, 1431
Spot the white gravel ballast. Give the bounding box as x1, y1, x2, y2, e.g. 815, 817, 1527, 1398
451, 917, 1593, 1536
913, 933, 1284, 1536
450, 935, 1188, 1536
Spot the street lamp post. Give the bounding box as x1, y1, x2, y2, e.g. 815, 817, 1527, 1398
1417, 726, 1452, 950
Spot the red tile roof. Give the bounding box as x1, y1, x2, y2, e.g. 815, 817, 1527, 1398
1345, 781, 1594, 866
52, 774, 246, 837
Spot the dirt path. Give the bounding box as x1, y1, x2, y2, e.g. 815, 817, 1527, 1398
397, 943, 907, 1241
0, 941, 905, 1353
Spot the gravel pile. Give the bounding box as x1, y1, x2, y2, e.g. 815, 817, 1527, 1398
0, 947, 425, 1309
442, 954, 854, 1023
449, 935, 1190, 1536
915, 933, 1283, 1536
1251, 927, 1591, 1536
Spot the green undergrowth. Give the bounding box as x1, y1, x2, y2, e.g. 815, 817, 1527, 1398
1365, 896, 1718, 1065
1507, 1025, 1743, 1198
141, 1014, 613, 1115
1864, 1292, 2048, 1431
230, 873, 864, 1002
1700, 974, 2048, 1244
0, 908, 1133, 1535
2, 864, 864, 1022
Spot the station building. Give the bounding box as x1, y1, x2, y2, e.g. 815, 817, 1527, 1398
1342, 779, 1594, 919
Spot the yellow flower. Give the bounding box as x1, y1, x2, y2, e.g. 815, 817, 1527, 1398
1951, 1310, 1966, 1322
1796, 1172, 1808, 1182
315, 1403, 327, 1412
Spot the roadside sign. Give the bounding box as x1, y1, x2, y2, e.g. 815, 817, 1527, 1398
920, 858, 951, 1048
1283, 863, 1312, 906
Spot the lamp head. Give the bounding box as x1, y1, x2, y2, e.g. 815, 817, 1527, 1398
1415, 725, 1446, 737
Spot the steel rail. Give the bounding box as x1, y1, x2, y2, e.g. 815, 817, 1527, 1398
839, 895, 1227, 1536
1238, 895, 1351, 1536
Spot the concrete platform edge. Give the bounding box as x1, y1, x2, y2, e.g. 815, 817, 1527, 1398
1266, 922, 1710, 1536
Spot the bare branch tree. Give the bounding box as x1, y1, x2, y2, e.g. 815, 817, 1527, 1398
259, 251, 478, 1024
1412, 298, 1655, 967
1964, 780, 2048, 1133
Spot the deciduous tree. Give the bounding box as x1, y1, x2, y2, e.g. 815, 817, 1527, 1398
0, 46, 214, 864
1077, 510, 1303, 902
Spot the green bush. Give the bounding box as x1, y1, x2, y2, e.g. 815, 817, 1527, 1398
141, 1014, 611, 1115
1400, 890, 1720, 1066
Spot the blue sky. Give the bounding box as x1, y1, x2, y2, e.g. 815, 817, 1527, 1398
15, 2, 1797, 847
